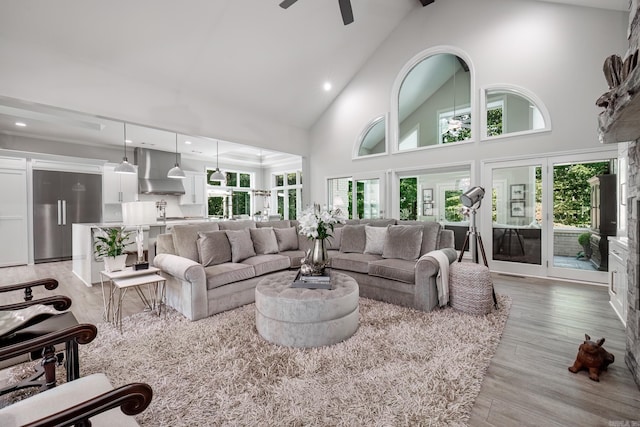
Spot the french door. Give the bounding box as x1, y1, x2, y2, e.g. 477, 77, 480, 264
483, 150, 616, 284
352, 173, 385, 219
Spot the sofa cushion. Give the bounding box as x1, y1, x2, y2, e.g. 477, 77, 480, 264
256, 220, 291, 229
250, 227, 279, 255
197, 231, 232, 266
241, 254, 290, 276
398, 220, 443, 255
279, 250, 307, 269
364, 225, 387, 255
325, 227, 343, 251
339, 224, 366, 253
171, 223, 221, 262
382, 225, 423, 261
225, 229, 257, 263
218, 220, 257, 230
368, 259, 416, 284
330, 252, 383, 273
273, 226, 299, 251
204, 263, 256, 289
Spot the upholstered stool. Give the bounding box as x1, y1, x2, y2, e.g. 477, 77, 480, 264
255, 271, 359, 348
448, 262, 494, 315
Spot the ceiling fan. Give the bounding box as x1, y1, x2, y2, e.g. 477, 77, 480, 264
279, 0, 354, 25
279, 0, 435, 26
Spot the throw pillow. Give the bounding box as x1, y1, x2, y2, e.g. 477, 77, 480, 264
339, 224, 366, 253
325, 226, 343, 251
382, 225, 423, 261
249, 227, 279, 255
273, 226, 299, 251
225, 229, 257, 263
196, 231, 232, 266
363, 225, 387, 255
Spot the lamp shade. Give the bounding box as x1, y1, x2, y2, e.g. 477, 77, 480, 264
114, 159, 137, 174
122, 201, 157, 225
460, 186, 485, 208
167, 164, 186, 179
210, 168, 226, 182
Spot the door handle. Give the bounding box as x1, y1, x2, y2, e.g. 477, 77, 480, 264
57, 200, 62, 225
62, 200, 67, 225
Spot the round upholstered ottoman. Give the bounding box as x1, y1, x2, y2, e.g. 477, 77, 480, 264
448, 262, 494, 315
255, 271, 359, 348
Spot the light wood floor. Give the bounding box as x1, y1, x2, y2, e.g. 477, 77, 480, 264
1, 262, 639, 425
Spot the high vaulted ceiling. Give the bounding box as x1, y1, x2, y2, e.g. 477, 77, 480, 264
0, 0, 629, 161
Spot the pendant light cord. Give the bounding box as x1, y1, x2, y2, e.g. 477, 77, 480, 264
175, 133, 179, 164
123, 123, 128, 158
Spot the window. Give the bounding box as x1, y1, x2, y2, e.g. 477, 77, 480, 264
206, 168, 254, 218
399, 177, 418, 220
272, 170, 302, 220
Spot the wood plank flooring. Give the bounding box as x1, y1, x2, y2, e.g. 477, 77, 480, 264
1, 262, 639, 425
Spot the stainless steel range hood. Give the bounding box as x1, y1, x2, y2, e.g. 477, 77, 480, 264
134, 148, 186, 195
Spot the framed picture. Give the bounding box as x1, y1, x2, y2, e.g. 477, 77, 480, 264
510, 201, 525, 217
510, 184, 525, 200
423, 203, 433, 216
423, 188, 433, 202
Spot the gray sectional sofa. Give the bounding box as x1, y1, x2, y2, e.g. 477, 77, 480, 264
153, 219, 455, 321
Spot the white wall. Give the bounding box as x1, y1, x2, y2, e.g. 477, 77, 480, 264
0, 38, 309, 158
308, 0, 628, 204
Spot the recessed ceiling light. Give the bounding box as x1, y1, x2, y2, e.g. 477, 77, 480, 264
125, 139, 132, 143
15, 122, 26, 127
185, 140, 192, 145
323, 81, 332, 91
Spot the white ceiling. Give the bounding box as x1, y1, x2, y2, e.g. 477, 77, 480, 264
0, 0, 629, 163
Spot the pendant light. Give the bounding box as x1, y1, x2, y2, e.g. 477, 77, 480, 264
210, 140, 226, 182
167, 133, 186, 179
448, 55, 462, 133
114, 123, 137, 174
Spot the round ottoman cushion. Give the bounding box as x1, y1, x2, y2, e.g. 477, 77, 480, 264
448, 262, 494, 315
255, 271, 359, 348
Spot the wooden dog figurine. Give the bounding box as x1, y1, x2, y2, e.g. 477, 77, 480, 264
568, 334, 615, 382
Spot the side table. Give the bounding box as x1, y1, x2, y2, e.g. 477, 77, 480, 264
99, 267, 166, 330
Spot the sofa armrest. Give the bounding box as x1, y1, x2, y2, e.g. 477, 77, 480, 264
413, 247, 457, 310
153, 253, 207, 321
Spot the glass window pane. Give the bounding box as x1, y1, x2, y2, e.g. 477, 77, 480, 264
491, 165, 542, 265
208, 196, 224, 217
328, 177, 351, 218
275, 175, 284, 187
226, 172, 237, 187
287, 172, 297, 186
207, 169, 221, 186
232, 191, 250, 216
277, 191, 285, 218
399, 177, 417, 220
239, 173, 251, 188
288, 189, 297, 220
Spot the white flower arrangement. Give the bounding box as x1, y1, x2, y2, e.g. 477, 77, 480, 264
298, 204, 346, 240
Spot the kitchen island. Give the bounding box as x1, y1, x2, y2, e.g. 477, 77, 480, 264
72, 218, 210, 286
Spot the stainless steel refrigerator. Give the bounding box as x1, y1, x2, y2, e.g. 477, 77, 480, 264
33, 170, 102, 263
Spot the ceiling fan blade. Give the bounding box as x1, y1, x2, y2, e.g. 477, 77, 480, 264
338, 0, 354, 25
279, 0, 298, 9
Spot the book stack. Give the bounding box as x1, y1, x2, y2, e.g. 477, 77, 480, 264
291, 270, 332, 289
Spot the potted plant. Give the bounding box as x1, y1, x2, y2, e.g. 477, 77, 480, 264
577, 232, 592, 260
94, 227, 132, 272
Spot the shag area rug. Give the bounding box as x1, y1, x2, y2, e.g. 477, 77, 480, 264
3, 296, 510, 426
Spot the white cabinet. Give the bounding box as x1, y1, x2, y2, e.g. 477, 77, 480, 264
0, 157, 28, 266
103, 163, 138, 204
180, 171, 206, 205
608, 237, 628, 326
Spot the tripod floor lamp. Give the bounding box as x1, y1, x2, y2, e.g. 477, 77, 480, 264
457, 186, 488, 266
